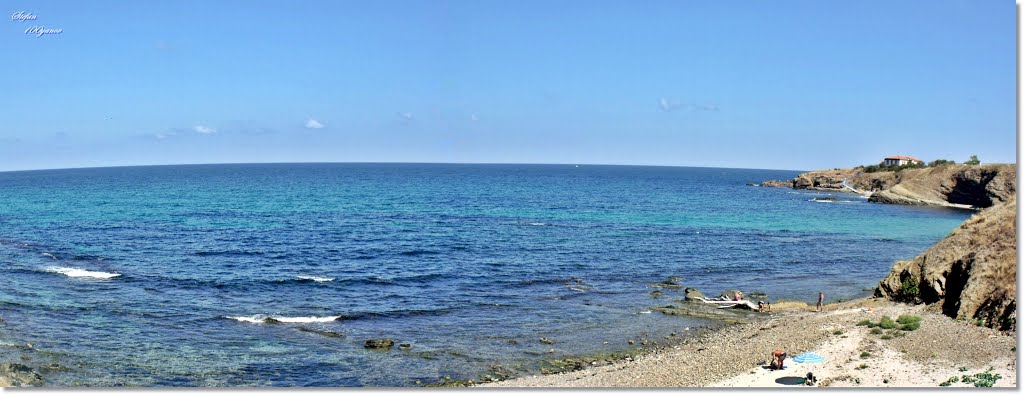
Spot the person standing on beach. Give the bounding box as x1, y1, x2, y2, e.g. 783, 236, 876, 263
816, 291, 824, 312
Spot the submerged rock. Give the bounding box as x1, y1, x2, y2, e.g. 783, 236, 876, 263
297, 327, 345, 338
539, 337, 556, 345
650, 276, 684, 290
364, 338, 395, 350
0, 363, 43, 387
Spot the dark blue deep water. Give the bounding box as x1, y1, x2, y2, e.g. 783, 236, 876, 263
0, 164, 971, 386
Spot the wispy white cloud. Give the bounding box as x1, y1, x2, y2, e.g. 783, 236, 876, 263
154, 129, 181, 140
659, 97, 720, 112
659, 97, 683, 112
470, 114, 479, 122
304, 118, 325, 129
193, 125, 217, 134
398, 112, 414, 121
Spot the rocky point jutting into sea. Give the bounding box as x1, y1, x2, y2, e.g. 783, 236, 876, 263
762, 163, 1017, 331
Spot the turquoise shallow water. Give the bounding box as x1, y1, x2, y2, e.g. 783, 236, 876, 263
0, 163, 971, 386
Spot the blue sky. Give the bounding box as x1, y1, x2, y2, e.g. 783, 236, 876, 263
0, 0, 1015, 171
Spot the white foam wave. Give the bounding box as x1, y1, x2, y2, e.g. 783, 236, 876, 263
297, 276, 335, 282
42, 252, 57, 260
528, 222, 546, 226
810, 198, 855, 204
45, 267, 121, 279
226, 314, 342, 324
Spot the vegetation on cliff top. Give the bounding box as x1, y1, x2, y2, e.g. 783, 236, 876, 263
855, 155, 979, 173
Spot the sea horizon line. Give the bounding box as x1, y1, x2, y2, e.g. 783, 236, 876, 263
0, 161, 810, 175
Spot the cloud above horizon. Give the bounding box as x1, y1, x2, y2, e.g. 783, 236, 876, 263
304, 118, 325, 129
193, 125, 217, 134
659, 97, 720, 112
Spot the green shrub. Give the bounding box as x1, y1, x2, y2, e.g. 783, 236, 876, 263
870, 328, 883, 335
856, 319, 872, 326
899, 321, 920, 331
964, 155, 981, 166
896, 315, 922, 325
895, 277, 919, 301
880, 335, 893, 340
856, 363, 869, 370
878, 316, 898, 329
860, 351, 871, 358
833, 330, 844, 335
974, 373, 1001, 387
928, 159, 956, 167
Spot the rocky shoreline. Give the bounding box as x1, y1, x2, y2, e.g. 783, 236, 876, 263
482, 298, 1016, 388
478, 163, 1019, 388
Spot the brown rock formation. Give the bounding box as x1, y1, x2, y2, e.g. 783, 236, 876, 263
865, 164, 1015, 208
759, 179, 793, 188
764, 164, 1016, 209
876, 195, 1017, 330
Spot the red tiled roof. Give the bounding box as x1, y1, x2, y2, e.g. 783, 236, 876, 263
884, 155, 923, 162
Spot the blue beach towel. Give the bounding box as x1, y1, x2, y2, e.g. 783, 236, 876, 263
792, 352, 825, 364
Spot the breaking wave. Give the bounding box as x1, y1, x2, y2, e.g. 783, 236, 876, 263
226, 315, 343, 324
45, 267, 121, 279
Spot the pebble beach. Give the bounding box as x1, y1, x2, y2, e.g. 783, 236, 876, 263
483, 298, 1017, 388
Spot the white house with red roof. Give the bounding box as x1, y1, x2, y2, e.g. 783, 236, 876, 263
882, 155, 924, 166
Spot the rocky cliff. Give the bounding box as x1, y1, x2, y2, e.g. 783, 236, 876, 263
875, 195, 1017, 331
762, 164, 1016, 209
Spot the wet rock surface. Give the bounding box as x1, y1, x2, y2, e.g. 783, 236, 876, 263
364, 338, 395, 350
0, 363, 43, 387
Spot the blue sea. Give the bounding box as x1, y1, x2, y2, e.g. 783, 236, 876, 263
0, 163, 972, 386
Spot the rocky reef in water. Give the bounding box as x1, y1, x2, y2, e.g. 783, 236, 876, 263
760, 164, 1015, 209
875, 195, 1017, 331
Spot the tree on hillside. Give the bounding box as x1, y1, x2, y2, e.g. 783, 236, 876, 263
928, 159, 956, 167
965, 155, 981, 165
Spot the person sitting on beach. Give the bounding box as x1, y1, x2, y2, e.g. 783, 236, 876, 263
733, 291, 743, 301
770, 349, 787, 370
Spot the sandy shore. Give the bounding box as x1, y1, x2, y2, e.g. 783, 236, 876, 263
483, 298, 1016, 388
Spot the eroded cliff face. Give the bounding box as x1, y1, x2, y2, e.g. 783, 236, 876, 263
865, 164, 1016, 208
876, 196, 1017, 330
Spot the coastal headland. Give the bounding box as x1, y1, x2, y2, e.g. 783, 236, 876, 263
486, 163, 1017, 388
